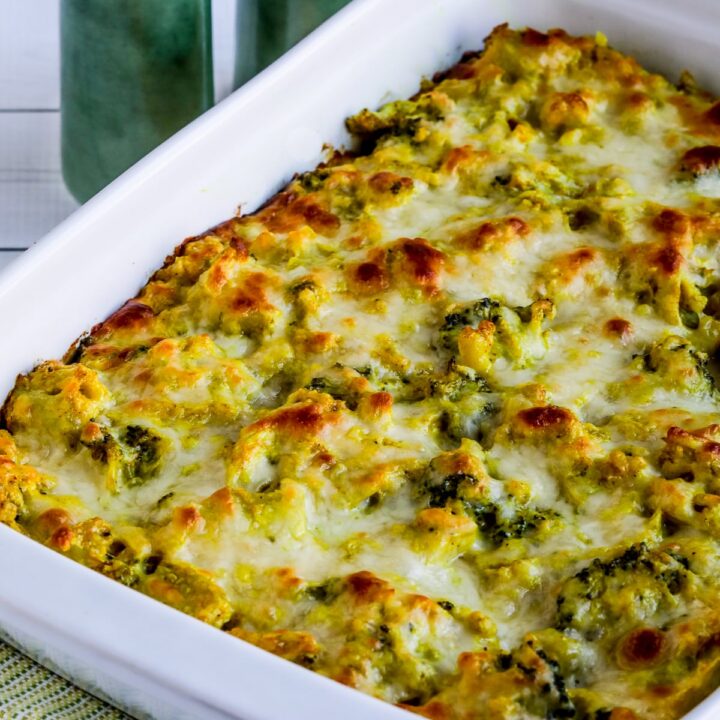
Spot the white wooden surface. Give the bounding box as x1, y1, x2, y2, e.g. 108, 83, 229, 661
0, 0, 236, 271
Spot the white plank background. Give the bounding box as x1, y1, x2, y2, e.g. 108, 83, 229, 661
0, 0, 237, 270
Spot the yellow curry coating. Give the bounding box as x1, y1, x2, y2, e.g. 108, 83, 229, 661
5, 24, 720, 719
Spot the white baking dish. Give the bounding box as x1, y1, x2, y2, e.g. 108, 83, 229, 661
2, 0, 720, 717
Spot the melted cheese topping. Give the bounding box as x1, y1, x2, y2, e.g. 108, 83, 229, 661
4, 24, 720, 720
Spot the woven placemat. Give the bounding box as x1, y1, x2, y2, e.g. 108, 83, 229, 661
0, 640, 130, 720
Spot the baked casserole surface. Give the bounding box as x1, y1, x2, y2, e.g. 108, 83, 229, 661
5, 24, 720, 719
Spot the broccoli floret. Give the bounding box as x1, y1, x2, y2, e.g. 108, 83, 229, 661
424, 471, 556, 547
498, 641, 577, 719
122, 425, 164, 483
426, 472, 479, 508
702, 280, 720, 319
428, 363, 491, 400
81, 423, 165, 489
638, 336, 716, 395
305, 365, 493, 433
438, 297, 554, 370
296, 168, 331, 193
305, 375, 359, 409
305, 577, 343, 604
531, 648, 575, 719
432, 364, 496, 443
346, 95, 445, 144
59, 517, 144, 587
469, 502, 558, 546
349, 361, 491, 405
555, 543, 690, 639
437, 398, 496, 444
439, 298, 501, 351
679, 307, 700, 329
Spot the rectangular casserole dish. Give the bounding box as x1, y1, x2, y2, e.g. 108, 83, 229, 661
2, 0, 720, 717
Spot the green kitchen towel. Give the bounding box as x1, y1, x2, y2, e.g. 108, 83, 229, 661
0, 641, 129, 720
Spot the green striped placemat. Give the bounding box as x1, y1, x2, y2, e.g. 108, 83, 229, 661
0, 640, 130, 720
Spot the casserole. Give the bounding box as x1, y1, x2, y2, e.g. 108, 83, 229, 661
2, 0, 720, 718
